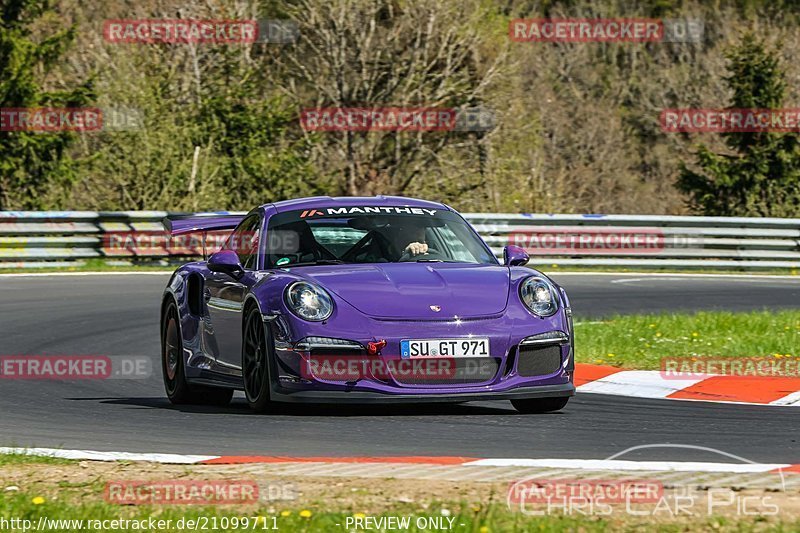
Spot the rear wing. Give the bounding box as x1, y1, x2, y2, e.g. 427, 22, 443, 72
162, 213, 246, 236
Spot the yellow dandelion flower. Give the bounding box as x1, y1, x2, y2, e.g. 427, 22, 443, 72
691, 332, 699, 337
280, 511, 291, 517
655, 332, 662, 337
607, 353, 615, 357
353, 513, 366, 519
480, 527, 490, 533
32, 497, 45, 505
299, 510, 312, 519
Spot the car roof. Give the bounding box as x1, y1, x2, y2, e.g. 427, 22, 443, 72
266, 195, 450, 213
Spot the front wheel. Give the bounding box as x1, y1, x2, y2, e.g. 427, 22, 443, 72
242, 306, 275, 412
162, 300, 233, 406
511, 396, 569, 414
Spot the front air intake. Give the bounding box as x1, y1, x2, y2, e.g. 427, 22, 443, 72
516, 344, 563, 377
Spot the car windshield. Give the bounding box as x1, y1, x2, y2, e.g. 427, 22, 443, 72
264, 207, 497, 267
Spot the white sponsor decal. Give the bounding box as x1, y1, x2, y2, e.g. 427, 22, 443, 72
300, 206, 438, 218
324, 206, 437, 216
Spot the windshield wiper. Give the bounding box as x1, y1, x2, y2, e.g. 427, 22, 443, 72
278, 259, 345, 267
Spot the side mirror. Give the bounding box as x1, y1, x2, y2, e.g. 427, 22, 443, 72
503, 245, 530, 267
208, 249, 244, 278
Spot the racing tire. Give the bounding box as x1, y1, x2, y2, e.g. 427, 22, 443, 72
162, 300, 233, 406
511, 396, 569, 414
242, 305, 275, 413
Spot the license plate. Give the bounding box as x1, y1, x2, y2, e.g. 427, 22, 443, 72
400, 338, 490, 359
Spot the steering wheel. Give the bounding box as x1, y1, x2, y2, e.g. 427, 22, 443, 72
399, 247, 443, 262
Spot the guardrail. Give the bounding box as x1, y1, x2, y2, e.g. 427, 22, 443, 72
1, 211, 799, 270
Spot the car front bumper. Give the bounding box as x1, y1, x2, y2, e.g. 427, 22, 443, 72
268, 381, 576, 404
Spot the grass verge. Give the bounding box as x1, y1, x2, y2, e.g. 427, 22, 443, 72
1, 490, 798, 533
0, 454, 73, 467
575, 309, 800, 370
2, 446, 799, 532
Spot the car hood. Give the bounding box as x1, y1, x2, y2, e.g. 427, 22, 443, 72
293, 263, 510, 319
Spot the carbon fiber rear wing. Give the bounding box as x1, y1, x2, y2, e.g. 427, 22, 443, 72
162, 213, 245, 236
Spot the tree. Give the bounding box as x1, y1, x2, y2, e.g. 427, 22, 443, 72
70, 0, 317, 211
0, 0, 93, 209
677, 34, 800, 217
277, 0, 506, 198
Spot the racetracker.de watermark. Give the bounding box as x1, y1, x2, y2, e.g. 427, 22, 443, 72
299, 107, 495, 132
301, 355, 497, 382
507, 480, 779, 517
103, 19, 298, 44
0, 356, 151, 380
507, 228, 701, 254
102, 230, 299, 256
0, 107, 143, 132
508, 478, 664, 506
661, 108, 800, 132
507, 444, 786, 518
661, 356, 800, 379
105, 480, 258, 505
509, 18, 703, 43
105, 480, 294, 505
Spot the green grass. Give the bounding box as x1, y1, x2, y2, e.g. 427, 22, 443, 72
0, 453, 74, 466
1, 491, 797, 532
575, 310, 800, 370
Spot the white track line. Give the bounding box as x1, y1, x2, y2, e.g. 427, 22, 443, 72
0, 272, 172, 277
464, 459, 789, 473
577, 371, 707, 399
771, 390, 800, 406
552, 272, 800, 279
0, 447, 217, 464
610, 276, 800, 284
1, 448, 795, 474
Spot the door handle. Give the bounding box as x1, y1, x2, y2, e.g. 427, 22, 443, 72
203, 288, 211, 302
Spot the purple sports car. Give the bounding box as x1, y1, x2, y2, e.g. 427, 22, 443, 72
161, 196, 575, 413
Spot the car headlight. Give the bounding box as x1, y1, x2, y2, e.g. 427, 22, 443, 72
285, 282, 334, 321
519, 277, 559, 317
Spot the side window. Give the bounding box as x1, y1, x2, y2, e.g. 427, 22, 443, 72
433, 225, 473, 262
225, 215, 261, 269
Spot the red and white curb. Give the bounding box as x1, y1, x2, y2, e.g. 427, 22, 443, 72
2, 448, 799, 475
575, 364, 800, 406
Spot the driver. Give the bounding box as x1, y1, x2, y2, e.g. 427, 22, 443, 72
365, 216, 433, 261
393, 219, 430, 257
402, 224, 428, 256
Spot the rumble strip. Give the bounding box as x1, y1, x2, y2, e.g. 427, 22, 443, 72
574, 363, 800, 406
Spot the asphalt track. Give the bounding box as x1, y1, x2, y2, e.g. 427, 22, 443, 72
0, 272, 798, 463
